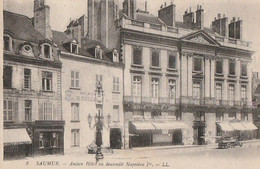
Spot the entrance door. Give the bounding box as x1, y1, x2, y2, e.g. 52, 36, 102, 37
110, 128, 122, 149
198, 126, 205, 145
172, 130, 182, 145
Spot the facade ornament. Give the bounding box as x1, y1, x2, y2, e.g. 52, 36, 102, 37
189, 35, 210, 45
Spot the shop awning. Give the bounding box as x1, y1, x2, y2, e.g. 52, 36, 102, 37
4, 128, 32, 146
153, 122, 188, 130
241, 122, 258, 130
229, 122, 246, 131
217, 122, 234, 131
131, 122, 155, 130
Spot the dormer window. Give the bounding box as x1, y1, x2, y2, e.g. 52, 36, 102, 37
95, 46, 102, 59
41, 43, 52, 59
70, 43, 78, 54
113, 50, 119, 62
23, 45, 32, 53
4, 34, 13, 51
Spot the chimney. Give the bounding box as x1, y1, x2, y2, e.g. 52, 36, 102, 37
195, 5, 204, 29
158, 2, 176, 27
235, 19, 242, 40
212, 14, 228, 37
145, 1, 148, 12
123, 0, 136, 19
33, 0, 52, 39
229, 18, 236, 38
183, 7, 194, 29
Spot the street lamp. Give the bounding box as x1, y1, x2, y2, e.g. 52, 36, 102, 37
87, 81, 111, 162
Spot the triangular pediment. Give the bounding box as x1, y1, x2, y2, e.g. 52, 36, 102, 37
181, 30, 220, 46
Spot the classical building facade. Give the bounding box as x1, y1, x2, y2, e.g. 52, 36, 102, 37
3, 3, 64, 159
87, 0, 256, 148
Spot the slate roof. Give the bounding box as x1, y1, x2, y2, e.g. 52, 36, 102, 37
254, 84, 260, 95
52, 30, 112, 62
135, 11, 164, 25
3, 10, 44, 43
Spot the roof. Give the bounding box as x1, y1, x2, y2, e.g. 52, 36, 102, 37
254, 84, 260, 95
3, 10, 44, 43
136, 12, 164, 25
52, 30, 112, 62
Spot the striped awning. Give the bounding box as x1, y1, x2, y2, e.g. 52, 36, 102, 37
153, 122, 188, 130
229, 122, 247, 131
241, 122, 258, 130
4, 128, 32, 146
217, 122, 234, 132
131, 122, 155, 130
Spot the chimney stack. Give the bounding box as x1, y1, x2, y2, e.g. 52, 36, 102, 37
145, 1, 148, 12
229, 17, 242, 40
195, 4, 204, 29
212, 14, 228, 37
33, 0, 52, 39
123, 0, 136, 19
183, 7, 194, 29
158, 2, 176, 27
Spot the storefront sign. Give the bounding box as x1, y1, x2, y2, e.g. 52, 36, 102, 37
65, 90, 95, 102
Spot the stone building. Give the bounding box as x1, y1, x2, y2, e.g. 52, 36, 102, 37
89, 0, 256, 148
52, 22, 124, 153
3, 1, 64, 159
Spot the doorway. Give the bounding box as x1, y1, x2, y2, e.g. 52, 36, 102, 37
193, 125, 205, 145
110, 128, 122, 149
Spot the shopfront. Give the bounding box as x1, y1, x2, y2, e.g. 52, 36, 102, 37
28, 121, 65, 156
3, 128, 32, 160
129, 121, 187, 147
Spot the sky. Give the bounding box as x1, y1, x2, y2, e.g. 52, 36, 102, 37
3, 0, 260, 72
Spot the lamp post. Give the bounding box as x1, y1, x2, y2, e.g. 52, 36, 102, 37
87, 81, 111, 163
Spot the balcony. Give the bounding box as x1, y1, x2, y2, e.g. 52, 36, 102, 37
124, 96, 178, 105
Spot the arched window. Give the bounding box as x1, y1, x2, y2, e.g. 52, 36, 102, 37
113, 49, 119, 62
95, 46, 102, 59
41, 43, 52, 59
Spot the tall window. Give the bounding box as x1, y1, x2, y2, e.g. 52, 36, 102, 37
96, 74, 103, 86
216, 112, 224, 121
71, 43, 78, 54
151, 49, 160, 67
132, 76, 142, 97
95, 46, 102, 59
71, 129, 80, 147
215, 83, 222, 101
25, 100, 32, 122
42, 71, 52, 91
241, 85, 247, 101
113, 77, 120, 92
168, 53, 177, 69
229, 60, 236, 75
241, 112, 248, 121
43, 44, 51, 59
4, 66, 12, 88
168, 79, 176, 100
43, 102, 53, 120
216, 60, 223, 74
193, 57, 202, 71
112, 105, 119, 122
24, 69, 31, 89
241, 63, 247, 77
71, 103, 79, 121
132, 46, 142, 65
194, 112, 205, 121
4, 35, 11, 51
228, 84, 235, 101
151, 78, 159, 99
4, 100, 13, 122
193, 82, 201, 100
71, 71, 80, 88
39, 132, 59, 149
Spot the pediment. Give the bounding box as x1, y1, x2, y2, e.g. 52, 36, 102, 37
181, 30, 220, 46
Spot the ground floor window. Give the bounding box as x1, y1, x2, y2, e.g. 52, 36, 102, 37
71, 129, 80, 147
39, 132, 59, 149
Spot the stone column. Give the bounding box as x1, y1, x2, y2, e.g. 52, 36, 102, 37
187, 54, 193, 97
204, 57, 210, 98
176, 52, 181, 100
235, 60, 241, 101
210, 59, 215, 98
222, 59, 228, 101
180, 53, 188, 97
247, 62, 252, 102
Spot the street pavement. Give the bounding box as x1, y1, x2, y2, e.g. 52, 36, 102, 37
2, 141, 260, 169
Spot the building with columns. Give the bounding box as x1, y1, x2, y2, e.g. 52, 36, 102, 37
87, 0, 256, 148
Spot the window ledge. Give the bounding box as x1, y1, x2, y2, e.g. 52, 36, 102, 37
112, 91, 120, 94
228, 74, 236, 78
167, 68, 178, 72
215, 73, 224, 77
41, 90, 54, 93
192, 70, 203, 74
150, 66, 161, 70
240, 76, 248, 79
70, 87, 81, 90
71, 121, 80, 123
131, 64, 144, 68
